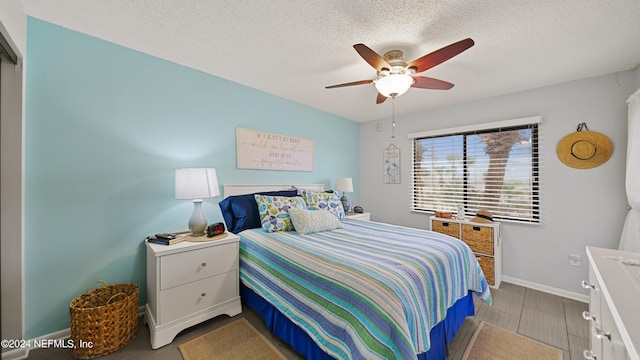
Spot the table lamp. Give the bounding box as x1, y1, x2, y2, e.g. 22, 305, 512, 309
335, 177, 353, 213
175, 168, 220, 236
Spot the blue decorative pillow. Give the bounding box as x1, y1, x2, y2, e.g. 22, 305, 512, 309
300, 190, 345, 221
218, 190, 298, 233
288, 209, 342, 235
254, 195, 306, 232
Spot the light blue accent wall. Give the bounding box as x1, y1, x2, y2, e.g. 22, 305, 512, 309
25, 17, 359, 338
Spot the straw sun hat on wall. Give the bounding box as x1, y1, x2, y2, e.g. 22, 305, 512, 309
556, 123, 612, 169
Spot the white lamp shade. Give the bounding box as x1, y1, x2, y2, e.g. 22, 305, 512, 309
374, 74, 414, 97
175, 168, 220, 200
335, 177, 353, 193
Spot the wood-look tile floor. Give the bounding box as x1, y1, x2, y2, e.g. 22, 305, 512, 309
27, 282, 588, 360
447, 282, 588, 360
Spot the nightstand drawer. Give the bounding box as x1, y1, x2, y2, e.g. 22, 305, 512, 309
345, 212, 371, 221
476, 255, 495, 286
160, 242, 237, 290
159, 270, 237, 324
461, 224, 494, 255
432, 220, 461, 239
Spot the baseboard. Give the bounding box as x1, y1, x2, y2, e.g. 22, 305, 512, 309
1, 347, 27, 360
1, 306, 146, 360
502, 275, 589, 303
0, 326, 70, 360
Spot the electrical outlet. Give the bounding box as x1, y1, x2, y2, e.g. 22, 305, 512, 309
569, 254, 582, 267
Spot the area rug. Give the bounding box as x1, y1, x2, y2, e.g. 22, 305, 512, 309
461, 321, 563, 360
178, 318, 287, 360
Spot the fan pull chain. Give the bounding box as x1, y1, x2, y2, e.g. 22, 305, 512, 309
391, 96, 396, 138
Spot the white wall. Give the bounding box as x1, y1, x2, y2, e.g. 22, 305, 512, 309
360, 70, 637, 299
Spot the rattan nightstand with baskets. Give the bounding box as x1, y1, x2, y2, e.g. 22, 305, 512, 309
430, 216, 501, 288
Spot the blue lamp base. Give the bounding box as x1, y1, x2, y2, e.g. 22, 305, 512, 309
340, 195, 351, 213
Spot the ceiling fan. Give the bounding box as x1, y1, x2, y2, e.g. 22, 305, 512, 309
326, 38, 474, 104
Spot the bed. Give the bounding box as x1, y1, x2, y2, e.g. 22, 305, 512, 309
219, 184, 492, 360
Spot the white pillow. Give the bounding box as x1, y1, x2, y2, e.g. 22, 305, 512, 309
288, 208, 342, 235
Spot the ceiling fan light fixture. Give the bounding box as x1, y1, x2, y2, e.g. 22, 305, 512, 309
327, 39, 474, 104
375, 74, 413, 98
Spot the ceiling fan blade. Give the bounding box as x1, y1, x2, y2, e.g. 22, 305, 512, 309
353, 43, 391, 71
376, 93, 387, 104
325, 79, 374, 89
406, 38, 474, 74
412, 76, 454, 90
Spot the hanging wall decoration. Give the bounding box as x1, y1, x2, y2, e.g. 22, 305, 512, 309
236, 127, 314, 171
556, 123, 612, 169
384, 144, 400, 184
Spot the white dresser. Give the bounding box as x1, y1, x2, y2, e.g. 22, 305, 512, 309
145, 233, 242, 349
583, 246, 639, 360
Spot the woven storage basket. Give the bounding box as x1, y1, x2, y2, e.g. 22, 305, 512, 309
69, 280, 139, 359
432, 220, 461, 239
461, 224, 494, 255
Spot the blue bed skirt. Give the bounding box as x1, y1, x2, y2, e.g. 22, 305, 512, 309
241, 283, 475, 360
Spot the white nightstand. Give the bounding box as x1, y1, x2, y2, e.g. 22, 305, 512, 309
345, 212, 371, 221
145, 233, 242, 349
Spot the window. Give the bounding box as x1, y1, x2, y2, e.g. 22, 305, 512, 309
410, 118, 540, 223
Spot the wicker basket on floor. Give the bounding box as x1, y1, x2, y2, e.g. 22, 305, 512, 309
69, 280, 139, 359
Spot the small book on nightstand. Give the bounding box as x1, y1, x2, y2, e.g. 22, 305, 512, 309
146, 233, 186, 246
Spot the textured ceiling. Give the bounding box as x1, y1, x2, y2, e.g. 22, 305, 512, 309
22, 0, 640, 123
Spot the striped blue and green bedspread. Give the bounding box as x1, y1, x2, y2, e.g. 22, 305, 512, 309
239, 220, 492, 360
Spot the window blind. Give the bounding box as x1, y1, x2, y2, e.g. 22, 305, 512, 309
411, 119, 540, 224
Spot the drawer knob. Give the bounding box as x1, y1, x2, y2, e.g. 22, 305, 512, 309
582, 311, 596, 321
201, 262, 207, 267
583, 349, 597, 360
201, 292, 207, 297
581, 280, 595, 290
594, 326, 611, 341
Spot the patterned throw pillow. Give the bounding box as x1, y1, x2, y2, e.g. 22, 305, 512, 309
288, 209, 342, 235
254, 195, 306, 232
300, 190, 345, 221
